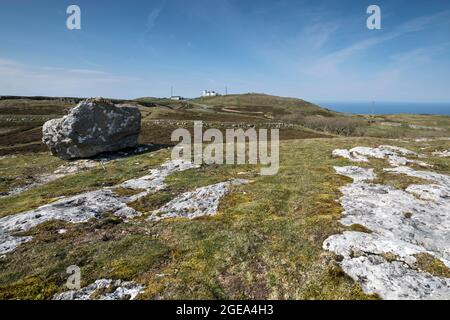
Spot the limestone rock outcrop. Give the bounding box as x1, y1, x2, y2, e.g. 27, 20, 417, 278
42, 98, 141, 159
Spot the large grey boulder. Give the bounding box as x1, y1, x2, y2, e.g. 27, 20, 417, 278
43, 98, 141, 159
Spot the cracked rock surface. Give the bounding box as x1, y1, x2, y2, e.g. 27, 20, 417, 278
0, 160, 101, 199
0, 146, 156, 199
149, 179, 249, 221
433, 150, 450, 157
42, 98, 141, 159
52, 279, 144, 300
334, 166, 376, 182
325, 146, 450, 299
0, 159, 197, 255
332, 145, 430, 167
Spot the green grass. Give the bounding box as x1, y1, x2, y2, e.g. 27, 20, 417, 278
1, 95, 450, 300
361, 114, 450, 139
0, 218, 170, 299
0, 149, 171, 217
2, 95, 449, 156
0, 138, 379, 300
2, 136, 449, 299
414, 253, 450, 278
0, 153, 64, 194
192, 93, 335, 116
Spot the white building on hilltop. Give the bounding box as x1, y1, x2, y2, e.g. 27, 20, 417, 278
202, 90, 220, 97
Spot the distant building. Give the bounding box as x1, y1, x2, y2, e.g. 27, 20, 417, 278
170, 96, 184, 101
202, 90, 220, 97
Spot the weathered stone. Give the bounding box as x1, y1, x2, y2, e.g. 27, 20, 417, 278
324, 147, 450, 300
433, 150, 450, 157
42, 98, 141, 159
339, 253, 450, 300
384, 166, 450, 187
0, 160, 101, 199
332, 145, 430, 167
0, 159, 197, 255
0, 234, 33, 255
149, 179, 249, 221
53, 279, 144, 300
334, 166, 376, 182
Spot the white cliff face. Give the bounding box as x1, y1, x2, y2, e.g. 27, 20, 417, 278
52, 279, 144, 300
0, 159, 198, 255
325, 145, 450, 300
148, 179, 249, 221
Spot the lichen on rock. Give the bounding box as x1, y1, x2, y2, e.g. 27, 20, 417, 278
432, 150, 450, 157
332, 145, 430, 167
0, 159, 101, 199
52, 279, 144, 300
42, 98, 141, 159
148, 179, 249, 221
0, 159, 198, 255
326, 146, 450, 299
334, 166, 376, 182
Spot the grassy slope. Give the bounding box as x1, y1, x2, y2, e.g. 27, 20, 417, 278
0, 95, 335, 154
136, 94, 337, 144
363, 114, 450, 138
0, 153, 64, 195
2, 137, 449, 299
2, 94, 449, 154
192, 93, 335, 115
0, 140, 365, 299
0, 99, 72, 155
0, 95, 449, 299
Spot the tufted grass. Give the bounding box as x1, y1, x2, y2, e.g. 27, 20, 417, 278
1, 136, 449, 299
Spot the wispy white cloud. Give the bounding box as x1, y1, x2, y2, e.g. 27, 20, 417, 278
305, 10, 450, 76
301, 22, 340, 50
68, 69, 111, 75
390, 43, 450, 65
146, 8, 162, 31
145, 0, 166, 33
0, 58, 22, 67
0, 58, 140, 98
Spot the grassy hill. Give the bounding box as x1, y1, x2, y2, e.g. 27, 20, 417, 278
2, 94, 450, 155
191, 93, 335, 116
0, 93, 450, 299
135, 93, 340, 144
0, 94, 339, 155
1, 136, 449, 299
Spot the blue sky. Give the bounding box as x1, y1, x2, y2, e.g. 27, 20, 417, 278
0, 0, 449, 102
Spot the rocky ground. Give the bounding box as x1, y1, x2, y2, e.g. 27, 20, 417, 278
0, 137, 448, 300
0, 159, 200, 255
325, 145, 450, 299
0, 95, 449, 300
0, 159, 99, 198
53, 279, 144, 300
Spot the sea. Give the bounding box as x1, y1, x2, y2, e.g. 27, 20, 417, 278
313, 101, 450, 116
